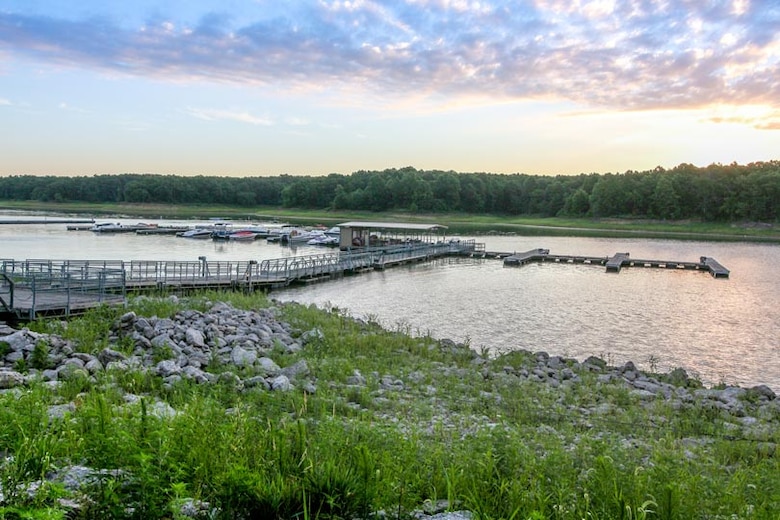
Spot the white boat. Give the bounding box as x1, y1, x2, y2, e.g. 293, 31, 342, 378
279, 228, 318, 244
324, 226, 340, 237
177, 228, 214, 239
91, 222, 156, 233
307, 234, 340, 246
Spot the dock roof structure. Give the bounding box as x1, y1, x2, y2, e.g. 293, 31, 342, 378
337, 221, 447, 231
337, 221, 447, 249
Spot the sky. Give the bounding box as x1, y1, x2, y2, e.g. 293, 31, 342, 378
1, 0, 779, 177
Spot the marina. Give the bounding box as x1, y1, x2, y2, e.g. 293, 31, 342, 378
0, 214, 775, 390
0, 237, 478, 320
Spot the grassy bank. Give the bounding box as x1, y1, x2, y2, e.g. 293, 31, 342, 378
1, 200, 778, 242
1, 293, 777, 519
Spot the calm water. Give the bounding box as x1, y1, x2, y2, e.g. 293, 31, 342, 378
2, 213, 778, 391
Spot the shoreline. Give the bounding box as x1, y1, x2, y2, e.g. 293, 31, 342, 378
2, 202, 779, 243
0, 294, 777, 517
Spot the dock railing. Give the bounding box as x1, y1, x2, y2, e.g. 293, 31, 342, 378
0, 269, 126, 319
126, 259, 261, 285
0, 273, 14, 313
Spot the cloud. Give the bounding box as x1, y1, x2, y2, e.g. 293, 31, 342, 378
0, 1, 778, 113
0, 98, 11, 106
184, 107, 273, 126
58, 101, 89, 113
708, 109, 780, 131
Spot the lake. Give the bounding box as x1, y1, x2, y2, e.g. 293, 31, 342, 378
2, 213, 778, 391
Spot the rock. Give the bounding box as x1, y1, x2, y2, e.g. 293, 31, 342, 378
41, 369, 59, 381
256, 357, 281, 377
185, 328, 206, 348
230, 346, 257, 367
149, 401, 178, 419
58, 361, 89, 381
48, 403, 76, 420
747, 385, 776, 401
84, 359, 104, 374
2, 330, 31, 352
244, 376, 271, 390
380, 375, 404, 390
217, 372, 243, 390
182, 366, 210, 384
156, 360, 181, 378
668, 367, 691, 387
52, 465, 124, 492
98, 348, 127, 366
346, 369, 367, 386
301, 328, 324, 344
5, 351, 24, 364
151, 334, 174, 349
177, 498, 217, 519
119, 311, 136, 325
281, 359, 310, 380
0, 323, 16, 335
0, 370, 25, 389
270, 375, 293, 392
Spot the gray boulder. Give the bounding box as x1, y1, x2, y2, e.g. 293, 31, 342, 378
0, 370, 25, 389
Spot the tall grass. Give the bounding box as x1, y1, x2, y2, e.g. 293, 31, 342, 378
2, 295, 778, 518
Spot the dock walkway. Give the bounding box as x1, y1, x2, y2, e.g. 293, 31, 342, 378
0, 240, 477, 320
1, 242, 730, 321
502, 249, 730, 277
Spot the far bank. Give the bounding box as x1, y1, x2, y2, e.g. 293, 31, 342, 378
1, 200, 778, 243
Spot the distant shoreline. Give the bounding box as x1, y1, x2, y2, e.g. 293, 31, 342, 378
2, 200, 779, 243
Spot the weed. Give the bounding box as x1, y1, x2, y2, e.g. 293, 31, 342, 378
30, 340, 51, 370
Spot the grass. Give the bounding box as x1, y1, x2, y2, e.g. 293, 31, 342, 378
1, 200, 778, 242
3, 291, 779, 518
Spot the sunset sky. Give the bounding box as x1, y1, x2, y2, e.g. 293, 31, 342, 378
1, 0, 779, 177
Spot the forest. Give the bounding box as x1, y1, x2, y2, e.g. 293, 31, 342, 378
1, 161, 778, 222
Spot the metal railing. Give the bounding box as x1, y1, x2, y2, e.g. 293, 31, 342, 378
1, 240, 484, 314
0, 269, 126, 319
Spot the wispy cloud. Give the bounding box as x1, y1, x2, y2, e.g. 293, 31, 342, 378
0, 1, 778, 115
708, 108, 780, 131
58, 101, 89, 113
184, 106, 273, 126
0, 98, 11, 106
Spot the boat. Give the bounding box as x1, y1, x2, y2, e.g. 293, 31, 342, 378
280, 228, 319, 244
228, 230, 258, 241
307, 234, 340, 247
135, 226, 189, 235
90, 222, 156, 233
177, 228, 214, 239
324, 226, 340, 237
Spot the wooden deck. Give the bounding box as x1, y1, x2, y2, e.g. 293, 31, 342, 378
503, 249, 730, 278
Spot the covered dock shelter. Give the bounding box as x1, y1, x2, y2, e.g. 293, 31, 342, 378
337, 221, 448, 250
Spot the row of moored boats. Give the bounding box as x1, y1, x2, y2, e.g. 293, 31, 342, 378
81, 222, 341, 247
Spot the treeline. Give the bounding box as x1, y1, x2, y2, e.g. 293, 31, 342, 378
1, 162, 778, 221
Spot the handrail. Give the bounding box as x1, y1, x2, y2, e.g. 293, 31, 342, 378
0, 273, 14, 311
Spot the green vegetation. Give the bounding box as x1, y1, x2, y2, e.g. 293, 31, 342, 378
1, 162, 779, 223
2, 293, 777, 519
0, 200, 777, 242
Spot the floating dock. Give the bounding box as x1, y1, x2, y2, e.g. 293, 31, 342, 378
503, 249, 730, 278
1, 243, 730, 321
0, 241, 477, 320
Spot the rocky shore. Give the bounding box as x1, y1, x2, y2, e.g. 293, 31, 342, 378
0, 297, 777, 518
